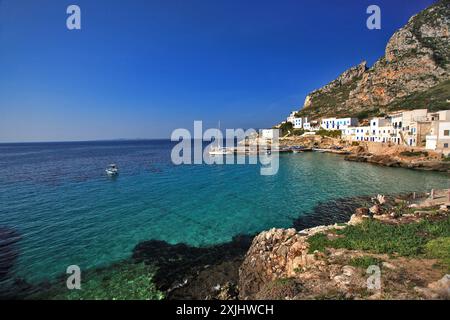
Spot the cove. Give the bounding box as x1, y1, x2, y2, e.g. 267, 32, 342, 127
0, 140, 448, 287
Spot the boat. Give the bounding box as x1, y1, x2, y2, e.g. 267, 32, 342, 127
291, 146, 305, 153
208, 120, 233, 155
312, 148, 328, 153
105, 164, 118, 176
209, 147, 233, 155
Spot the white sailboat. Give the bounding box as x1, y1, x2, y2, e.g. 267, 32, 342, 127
209, 121, 233, 155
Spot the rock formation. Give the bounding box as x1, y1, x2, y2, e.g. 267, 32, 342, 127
239, 195, 450, 300
297, 0, 450, 119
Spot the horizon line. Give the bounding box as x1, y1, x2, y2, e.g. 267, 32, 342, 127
0, 138, 172, 144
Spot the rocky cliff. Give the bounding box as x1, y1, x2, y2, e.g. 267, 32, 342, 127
239, 191, 450, 300
297, 0, 450, 120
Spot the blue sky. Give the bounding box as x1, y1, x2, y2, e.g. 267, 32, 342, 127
0, 0, 436, 142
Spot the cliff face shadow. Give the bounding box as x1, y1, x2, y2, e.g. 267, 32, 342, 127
131, 234, 253, 295
293, 196, 373, 231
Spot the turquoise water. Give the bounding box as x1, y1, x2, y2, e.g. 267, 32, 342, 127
0, 140, 448, 286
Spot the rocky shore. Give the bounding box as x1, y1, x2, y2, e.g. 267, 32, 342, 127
239, 190, 450, 300
5, 189, 449, 301
152, 190, 450, 300
280, 135, 450, 172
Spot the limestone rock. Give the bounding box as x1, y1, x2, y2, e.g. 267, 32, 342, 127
296, 0, 450, 119
415, 275, 450, 299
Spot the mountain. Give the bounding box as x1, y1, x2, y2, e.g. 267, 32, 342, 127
296, 0, 450, 120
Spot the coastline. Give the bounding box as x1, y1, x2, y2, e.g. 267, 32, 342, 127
239, 188, 450, 300
12, 188, 448, 300
279, 135, 450, 172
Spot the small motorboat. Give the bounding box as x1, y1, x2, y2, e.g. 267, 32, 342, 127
292, 146, 305, 153
105, 164, 118, 176
209, 147, 233, 155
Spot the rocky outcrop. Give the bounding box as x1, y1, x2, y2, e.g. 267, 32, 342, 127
238, 225, 380, 300
238, 226, 343, 299
297, 0, 450, 119
239, 193, 450, 300
280, 135, 450, 172
415, 275, 450, 299
344, 153, 450, 172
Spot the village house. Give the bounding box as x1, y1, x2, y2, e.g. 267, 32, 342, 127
282, 108, 449, 154
321, 117, 358, 130
286, 111, 308, 129
425, 110, 450, 155
340, 109, 450, 153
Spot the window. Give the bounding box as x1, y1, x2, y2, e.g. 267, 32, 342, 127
444, 143, 449, 148
444, 130, 450, 136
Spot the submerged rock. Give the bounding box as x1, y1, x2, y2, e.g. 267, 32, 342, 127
132, 234, 253, 298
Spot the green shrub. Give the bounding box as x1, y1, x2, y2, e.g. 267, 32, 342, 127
307, 217, 450, 257
292, 128, 305, 136
278, 122, 293, 136
34, 262, 164, 300
425, 237, 450, 271
316, 129, 342, 138
307, 233, 330, 253
349, 256, 382, 269
356, 111, 370, 121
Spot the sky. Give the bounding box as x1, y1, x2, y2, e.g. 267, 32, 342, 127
0, 0, 437, 142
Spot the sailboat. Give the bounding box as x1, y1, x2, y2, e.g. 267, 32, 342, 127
209, 121, 233, 155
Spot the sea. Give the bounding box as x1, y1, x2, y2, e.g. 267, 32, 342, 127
0, 140, 448, 291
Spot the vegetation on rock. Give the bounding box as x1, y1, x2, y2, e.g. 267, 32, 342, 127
307, 216, 450, 262
33, 262, 164, 300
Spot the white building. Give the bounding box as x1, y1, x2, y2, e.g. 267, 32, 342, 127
261, 129, 280, 141
321, 117, 358, 130
286, 111, 297, 124
368, 118, 396, 143
354, 127, 370, 142
426, 121, 450, 155
303, 122, 311, 130
292, 118, 304, 129
286, 111, 308, 129
341, 109, 450, 151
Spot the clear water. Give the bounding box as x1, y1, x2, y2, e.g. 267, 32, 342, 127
0, 140, 448, 285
